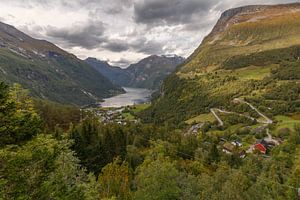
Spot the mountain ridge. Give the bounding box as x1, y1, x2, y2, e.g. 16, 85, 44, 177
182, 2, 300, 74
85, 54, 184, 90
0, 21, 124, 105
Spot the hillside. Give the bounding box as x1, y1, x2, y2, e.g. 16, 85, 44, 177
0, 22, 124, 105
142, 3, 300, 127
85, 55, 184, 90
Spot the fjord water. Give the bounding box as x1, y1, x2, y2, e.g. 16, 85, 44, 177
100, 87, 152, 108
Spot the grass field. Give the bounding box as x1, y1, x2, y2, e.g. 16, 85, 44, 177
185, 113, 216, 125
122, 112, 135, 121
122, 103, 151, 121
234, 65, 274, 80
275, 115, 300, 131
131, 103, 151, 114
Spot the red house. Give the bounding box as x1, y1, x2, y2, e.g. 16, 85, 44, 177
255, 143, 267, 154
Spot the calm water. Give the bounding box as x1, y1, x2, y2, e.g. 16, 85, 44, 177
100, 87, 152, 108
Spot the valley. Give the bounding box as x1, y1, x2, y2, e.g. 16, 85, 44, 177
1, 2, 300, 200
86, 55, 184, 90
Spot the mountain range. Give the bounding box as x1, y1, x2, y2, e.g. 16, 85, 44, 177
85, 54, 184, 90
0, 21, 124, 105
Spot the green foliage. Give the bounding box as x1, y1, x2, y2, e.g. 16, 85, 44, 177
271, 61, 300, 80
69, 119, 127, 175
98, 158, 132, 200
0, 82, 42, 147
0, 135, 91, 199
140, 74, 218, 125
134, 158, 181, 200
222, 45, 300, 70
34, 99, 80, 131
68, 119, 177, 175
264, 82, 300, 101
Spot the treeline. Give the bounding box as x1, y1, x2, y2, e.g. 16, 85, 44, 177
222, 45, 300, 70
34, 99, 81, 131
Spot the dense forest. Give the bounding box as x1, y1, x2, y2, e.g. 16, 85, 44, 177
1, 81, 300, 200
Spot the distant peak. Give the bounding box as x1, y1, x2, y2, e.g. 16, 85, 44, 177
145, 54, 184, 60
85, 57, 108, 64
162, 54, 184, 59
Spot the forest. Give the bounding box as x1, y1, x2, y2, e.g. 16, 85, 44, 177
1, 81, 300, 200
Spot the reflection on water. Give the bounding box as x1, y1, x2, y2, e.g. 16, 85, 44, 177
100, 87, 152, 108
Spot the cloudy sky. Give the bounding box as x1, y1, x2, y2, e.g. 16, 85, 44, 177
0, 0, 297, 67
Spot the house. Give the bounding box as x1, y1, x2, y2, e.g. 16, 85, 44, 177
223, 142, 246, 158
231, 141, 242, 147
223, 142, 235, 154
252, 126, 267, 134
254, 143, 267, 154
239, 150, 246, 158
187, 123, 204, 135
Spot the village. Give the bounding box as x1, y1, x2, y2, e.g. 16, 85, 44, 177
83, 104, 149, 125
85, 98, 290, 159
187, 98, 283, 158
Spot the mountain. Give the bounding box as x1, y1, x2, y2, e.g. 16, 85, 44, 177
85, 58, 132, 86
0, 22, 124, 105
142, 3, 300, 125
85, 54, 184, 90
125, 55, 185, 89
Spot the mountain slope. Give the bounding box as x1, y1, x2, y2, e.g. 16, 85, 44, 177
85, 58, 132, 86
0, 22, 124, 105
85, 55, 184, 90
181, 3, 300, 73
142, 3, 300, 125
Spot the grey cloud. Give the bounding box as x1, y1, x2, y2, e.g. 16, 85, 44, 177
17, 0, 133, 11
134, 0, 218, 26
102, 40, 130, 52
103, 36, 164, 55
215, 0, 298, 12
19, 24, 45, 39
133, 38, 164, 55
46, 20, 106, 49
4, 0, 297, 62
109, 58, 132, 68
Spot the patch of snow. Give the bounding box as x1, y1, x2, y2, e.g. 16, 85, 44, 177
0, 67, 7, 75
81, 89, 97, 99
40, 93, 46, 99
247, 15, 268, 22
209, 34, 221, 44
290, 8, 300, 13
163, 54, 177, 58
32, 50, 46, 58
9, 48, 28, 58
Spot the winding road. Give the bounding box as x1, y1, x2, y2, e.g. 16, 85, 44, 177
210, 98, 273, 127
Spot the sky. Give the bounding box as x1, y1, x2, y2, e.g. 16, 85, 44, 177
0, 0, 297, 67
